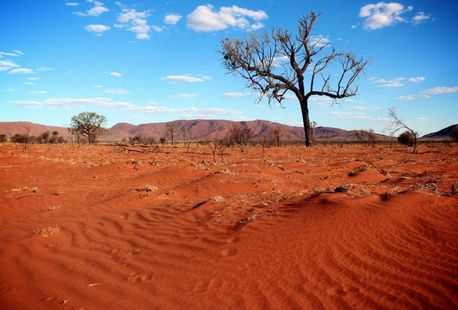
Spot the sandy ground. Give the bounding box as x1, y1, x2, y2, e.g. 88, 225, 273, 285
0, 143, 457, 309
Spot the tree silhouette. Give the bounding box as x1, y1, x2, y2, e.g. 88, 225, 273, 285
221, 12, 369, 146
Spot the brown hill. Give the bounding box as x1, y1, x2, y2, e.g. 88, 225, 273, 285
0, 120, 390, 142
0, 122, 71, 139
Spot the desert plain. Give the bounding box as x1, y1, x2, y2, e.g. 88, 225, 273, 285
0, 142, 457, 309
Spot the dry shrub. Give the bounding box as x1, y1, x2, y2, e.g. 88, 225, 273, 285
397, 131, 415, 147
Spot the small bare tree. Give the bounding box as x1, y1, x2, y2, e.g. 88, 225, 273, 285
206, 137, 230, 164
356, 129, 376, 146
181, 126, 193, 152
228, 123, 252, 155
166, 122, 178, 146
388, 107, 417, 154
221, 12, 369, 146
270, 126, 282, 147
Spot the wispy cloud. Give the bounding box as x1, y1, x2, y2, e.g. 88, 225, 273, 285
106, 71, 122, 78
0, 60, 19, 71
105, 88, 129, 95
369, 76, 425, 88
0, 50, 23, 58
223, 92, 247, 98
27, 77, 39, 81
74, 1, 109, 17
36, 66, 54, 72
396, 95, 416, 101
116, 8, 151, 40
187, 4, 268, 32
30, 90, 48, 95
174, 93, 198, 99
420, 86, 458, 97
161, 75, 211, 83
65, 2, 79, 6
84, 24, 110, 35
359, 2, 413, 30
10, 97, 241, 118
11, 97, 137, 110
8, 68, 34, 75
164, 14, 182, 25
412, 12, 431, 24
408, 76, 425, 83
309, 35, 330, 48
397, 86, 458, 101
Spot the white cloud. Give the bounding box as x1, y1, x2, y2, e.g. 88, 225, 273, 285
174, 93, 198, 99
152, 26, 164, 33
164, 14, 182, 25
105, 88, 129, 95
408, 76, 425, 83
74, 1, 108, 17
348, 106, 379, 111
0, 60, 19, 71
84, 24, 110, 35
24, 82, 35, 86
87, 6, 109, 17
30, 90, 48, 94
309, 35, 330, 48
95, 84, 103, 88
10, 97, 241, 118
369, 77, 405, 88
8, 68, 34, 75
397, 86, 458, 101
36, 66, 54, 72
0, 50, 23, 58
117, 8, 151, 40
412, 12, 431, 24
359, 2, 413, 30
11, 97, 137, 110
420, 86, 458, 97
162, 75, 210, 83
396, 95, 416, 101
65, 2, 79, 6
187, 4, 268, 32
223, 92, 247, 98
27, 77, 39, 81
106, 71, 122, 78
331, 111, 370, 120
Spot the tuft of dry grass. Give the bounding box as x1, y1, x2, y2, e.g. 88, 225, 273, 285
136, 184, 158, 193
33, 226, 61, 237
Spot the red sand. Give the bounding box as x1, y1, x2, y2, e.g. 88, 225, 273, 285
0, 143, 457, 309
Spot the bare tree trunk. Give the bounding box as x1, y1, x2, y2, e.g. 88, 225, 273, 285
300, 100, 312, 147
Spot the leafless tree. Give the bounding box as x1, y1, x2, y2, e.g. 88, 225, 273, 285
228, 123, 252, 154
356, 129, 376, 146
221, 12, 369, 147
269, 126, 282, 147
181, 126, 193, 152
388, 107, 418, 154
206, 137, 230, 164
166, 122, 178, 146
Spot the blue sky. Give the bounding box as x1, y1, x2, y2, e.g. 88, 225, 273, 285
0, 0, 457, 134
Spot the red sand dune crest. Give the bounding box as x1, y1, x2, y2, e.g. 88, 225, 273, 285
0, 143, 457, 309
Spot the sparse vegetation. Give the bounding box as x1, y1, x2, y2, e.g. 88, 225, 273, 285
228, 123, 252, 155
356, 129, 376, 146
388, 107, 418, 153
166, 122, 178, 146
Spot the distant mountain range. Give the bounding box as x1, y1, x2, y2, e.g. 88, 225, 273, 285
0, 120, 456, 142
421, 124, 458, 139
